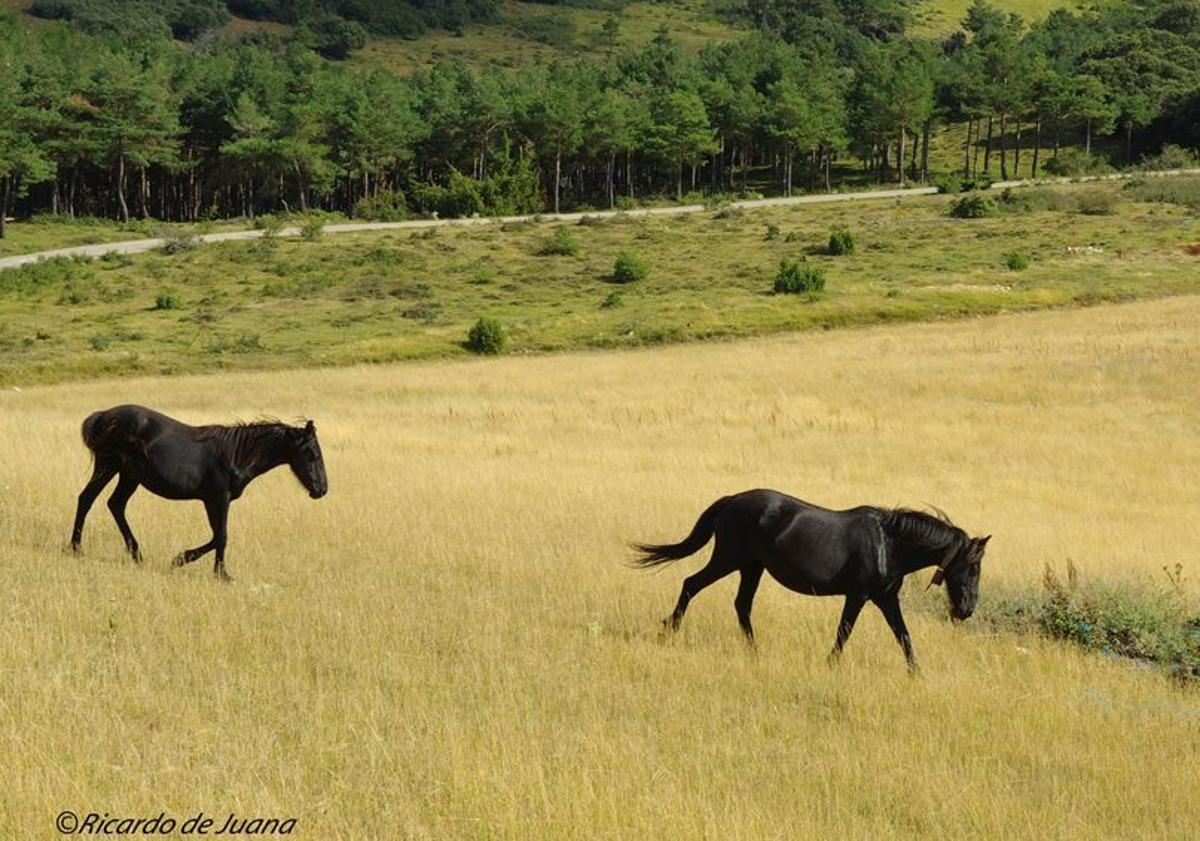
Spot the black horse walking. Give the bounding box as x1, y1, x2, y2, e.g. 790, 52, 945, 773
70, 405, 328, 581
635, 489, 990, 671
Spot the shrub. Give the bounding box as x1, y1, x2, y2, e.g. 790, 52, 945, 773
154, 290, 183, 310
950, 193, 999, 219
1138, 144, 1199, 172
354, 188, 410, 221
160, 230, 199, 255
300, 218, 325, 241
773, 258, 825, 296
932, 173, 963, 194
827, 227, 855, 256
1122, 175, 1200, 209
600, 290, 623, 308
1042, 149, 1112, 178
255, 214, 285, 238
538, 226, 579, 257
1076, 192, 1117, 216
1004, 252, 1029, 271
764, 223, 781, 241
611, 251, 649, 283
467, 317, 506, 355
516, 13, 576, 47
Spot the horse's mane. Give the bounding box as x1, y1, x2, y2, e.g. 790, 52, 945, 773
197, 419, 306, 470
880, 507, 965, 554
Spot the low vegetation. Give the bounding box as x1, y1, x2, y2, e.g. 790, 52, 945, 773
4, 183, 1200, 384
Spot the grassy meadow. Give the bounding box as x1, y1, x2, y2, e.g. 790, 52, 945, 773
1, 295, 1198, 839
4, 181, 1200, 386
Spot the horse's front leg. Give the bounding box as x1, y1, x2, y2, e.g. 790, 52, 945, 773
875, 592, 919, 674
204, 496, 232, 583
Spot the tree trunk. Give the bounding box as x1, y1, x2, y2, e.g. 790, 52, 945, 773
964, 118, 973, 177
554, 149, 561, 213
1032, 114, 1042, 178
983, 116, 993, 175
824, 149, 832, 193
1126, 122, 1133, 163
1086, 118, 1092, 155
1014, 117, 1022, 177
626, 149, 633, 199
921, 121, 930, 182
607, 152, 615, 209
116, 155, 129, 222
0, 177, 9, 239
897, 128, 905, 183
910, 130, 919, 179
999, 113, 1008, 181
139, 166, 149, 219
675, 157, 683, 201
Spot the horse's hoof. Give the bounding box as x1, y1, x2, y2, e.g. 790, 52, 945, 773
170, 554, 186, 568
70, 542, 81, 555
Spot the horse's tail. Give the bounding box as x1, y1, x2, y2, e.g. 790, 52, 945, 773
81, 408, 135, 460
81, 411, 108, 455
632, 496, 730, 567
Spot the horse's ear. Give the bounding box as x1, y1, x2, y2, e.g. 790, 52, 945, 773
304, 419, 315, 436
980, 534, 991, 545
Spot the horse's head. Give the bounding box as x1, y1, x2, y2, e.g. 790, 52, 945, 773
941, 535, 990, 621
288, 420, 328, 499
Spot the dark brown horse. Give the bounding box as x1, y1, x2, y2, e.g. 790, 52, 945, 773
635, 489, 990, 671
71, 405, 328, 581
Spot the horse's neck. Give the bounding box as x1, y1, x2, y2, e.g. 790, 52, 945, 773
228, 428, 290, 485
890, 540, 950, 576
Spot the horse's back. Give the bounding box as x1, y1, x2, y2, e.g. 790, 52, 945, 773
715, 490, 886, 594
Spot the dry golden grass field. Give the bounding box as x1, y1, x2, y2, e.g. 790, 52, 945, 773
1, 296, 1198, 839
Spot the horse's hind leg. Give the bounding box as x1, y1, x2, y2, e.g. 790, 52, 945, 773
827, 594, 866, 665
734, 564, 765, 645
106, 473, 142, 563
71, 458, 118, 552
663, 545, 737, 633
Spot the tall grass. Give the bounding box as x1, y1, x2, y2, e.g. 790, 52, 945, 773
1, 296, 1198, 839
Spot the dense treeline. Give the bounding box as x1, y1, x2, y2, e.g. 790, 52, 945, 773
29, 0, 501, 46
3, 0, 1200, 237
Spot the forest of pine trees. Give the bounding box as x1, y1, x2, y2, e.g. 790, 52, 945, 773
3, 0, 1200, 236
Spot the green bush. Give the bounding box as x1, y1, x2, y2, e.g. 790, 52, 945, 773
154, 290, 183, 310
538, 226, 579, 257
1042, 149, 1112, 178
763, 223, 781, 241
827, 227, 855, 256
300, 218, 325, 241
1122, 175, 1200, 209
160, 230, 198, 255
354, 188, 410, 221
932, 173, 964, 194
611, 251, 649, 283
950, 193, 999, 219
1076, 192, 1117, 216
1138, 144, 1199, 172
773, 258, 825, 296
467, 317, 506, 355
1004, 252, 1029, 271
600, 290, 623, 308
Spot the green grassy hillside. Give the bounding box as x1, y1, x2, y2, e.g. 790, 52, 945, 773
4, 181, 1199, 385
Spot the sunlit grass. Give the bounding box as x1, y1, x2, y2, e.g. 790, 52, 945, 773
1, 296, 1198, 838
